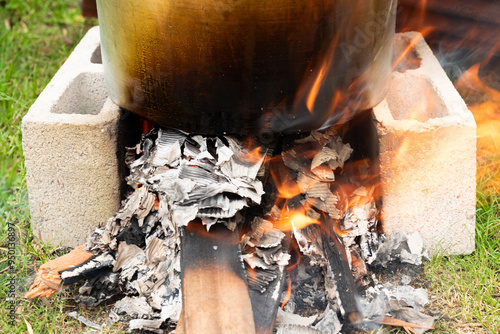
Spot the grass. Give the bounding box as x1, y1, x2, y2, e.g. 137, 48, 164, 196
0, 0, 120, 332
0, 0, 499, 333
426, 196, 500, 333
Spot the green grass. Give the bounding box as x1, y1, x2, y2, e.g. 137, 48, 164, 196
0, 1, 499, 333
0, 0, 115, 332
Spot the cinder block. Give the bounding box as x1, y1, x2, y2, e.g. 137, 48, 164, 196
373, 32, 477, 255
23, 28, 476, 255
22, 27, 128, 247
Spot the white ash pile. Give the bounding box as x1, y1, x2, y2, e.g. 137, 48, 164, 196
62, 127, 268, 332
265, 129, 380, 333
256, 129, 434, 333
58, 126, 433, 333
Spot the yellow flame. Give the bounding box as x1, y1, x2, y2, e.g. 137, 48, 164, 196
273, 211, 320, 232
306, 64, 328, 114
280, 275, 292, 309
456, 64, 500, 194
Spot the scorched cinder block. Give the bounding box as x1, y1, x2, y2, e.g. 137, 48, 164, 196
373, 32, 477, 255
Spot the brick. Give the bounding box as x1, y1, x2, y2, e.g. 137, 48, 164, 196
22, 28, 477, 255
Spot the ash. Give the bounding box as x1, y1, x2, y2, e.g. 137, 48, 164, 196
62, 127, 433, 333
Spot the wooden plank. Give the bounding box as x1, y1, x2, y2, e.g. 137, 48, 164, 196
177, 221, 256, 334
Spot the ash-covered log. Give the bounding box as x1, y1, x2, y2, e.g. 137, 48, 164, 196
26, 122, 435, 333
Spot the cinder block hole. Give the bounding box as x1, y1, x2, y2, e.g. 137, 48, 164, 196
386, 74, 449, 122
393, 35, 422, 73
51, 72, 107, 115
91, 45, 102, 64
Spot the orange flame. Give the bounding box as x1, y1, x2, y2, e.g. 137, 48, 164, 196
269, 160, 302, 199
306, 62, 329, 114
392, 28, 432, 72
240, 137, 266, 164
280, 275, 292, 309
273, 211, 320, 232
456, 64, 500, 194
241, 146, 265, 164
397, 0, 435, 35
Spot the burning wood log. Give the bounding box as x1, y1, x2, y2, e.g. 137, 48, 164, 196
320, 220, 362, 324
26, 123, 434, 333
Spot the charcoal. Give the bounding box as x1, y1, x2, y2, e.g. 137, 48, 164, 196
76, 270, 121, 307
116, 218, 146, 247
60, 252, 114, 285
322, 229, 362, 324
248, 264, 287, 334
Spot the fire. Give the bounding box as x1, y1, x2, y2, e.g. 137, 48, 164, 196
391, 28, 432, 72
280, 275, 292, 309
306, 61, 329, 114
273, 210, 320, 232
396, 0, 500, 195
298, 33, 338, 116
397, 0, 433, 35
456, 64, 500, 194
241, 137, 266, 164
269, 160, 302, 199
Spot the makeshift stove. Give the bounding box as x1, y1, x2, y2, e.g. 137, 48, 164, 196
22, 25, 476, 334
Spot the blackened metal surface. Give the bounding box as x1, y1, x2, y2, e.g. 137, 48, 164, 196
96, 0, 396, 135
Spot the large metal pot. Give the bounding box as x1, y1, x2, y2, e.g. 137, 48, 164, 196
96, 0, 396, 136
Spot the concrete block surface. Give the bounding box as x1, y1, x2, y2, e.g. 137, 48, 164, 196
22, 28, 477, 255
22, 27, 125, 247
373, 32, 476, 255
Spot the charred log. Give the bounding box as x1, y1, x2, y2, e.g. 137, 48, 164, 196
321, 220, 362, 324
